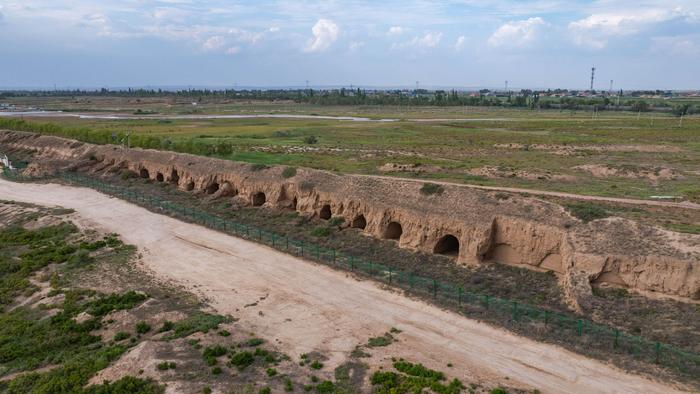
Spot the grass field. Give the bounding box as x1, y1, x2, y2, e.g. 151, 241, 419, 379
2, 97, 700, 203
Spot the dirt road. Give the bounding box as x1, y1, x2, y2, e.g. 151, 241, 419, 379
0, 178, 687, 394
360, 174, 700, 210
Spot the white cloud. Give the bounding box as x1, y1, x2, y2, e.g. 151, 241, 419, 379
392, 32, 442, 50
349, 41, 364, 51
304, 18, 339, 52
415, 32, 442, 47
269, 26, 279, 33
226, 46, 241, 55
568, 8, 692, 49
203, 35, 226, 51
651, 35, 700, 56
388, 26, 405, 35
488, 17, 547, 48
454, 35, 466, 51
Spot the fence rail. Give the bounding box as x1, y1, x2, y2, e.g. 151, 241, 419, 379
3, 169, 699, 378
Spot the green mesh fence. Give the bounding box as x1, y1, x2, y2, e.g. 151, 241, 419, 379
3, 170, 699, 378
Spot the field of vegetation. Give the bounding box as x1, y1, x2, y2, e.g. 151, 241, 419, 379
1, 97, 699, 204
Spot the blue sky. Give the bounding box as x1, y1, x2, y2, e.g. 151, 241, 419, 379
1, 0, 698, 89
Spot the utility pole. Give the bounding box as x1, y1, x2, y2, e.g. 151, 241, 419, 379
505, 80, 508, 93
590, 66, 596, 92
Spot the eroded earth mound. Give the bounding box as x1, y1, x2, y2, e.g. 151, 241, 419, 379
1, 130, 698, 310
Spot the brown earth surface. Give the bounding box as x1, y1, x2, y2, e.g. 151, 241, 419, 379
1, 130, 698, 306
0, 178, 690, 394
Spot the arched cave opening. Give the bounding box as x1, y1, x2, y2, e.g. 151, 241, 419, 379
434, 234, 460, 257
170, 169, 180, 184
139, 168, 150, 179
156, 172, 164, 182
319, 204, 332, 220
206, 182, 220, 195
384, 221, 403, 240
351, 215, 367, 230
252, 192, 266, 207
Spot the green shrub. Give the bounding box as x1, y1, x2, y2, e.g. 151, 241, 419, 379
166, 313, 229, 339
114, 332, 130, 342
246, 338, 265, 347
84, 376, 164, 393
266, 368, 277, 377
211, 366, 222, 375
310, 360, 323, 370
284, 378, 294, 392
158, 321, 174, 333
393, 361, 444, 380
282, 167, 297, 178
251, 163, 269, 171
564, 202, 608, 222
303, 135, 318, 144
229, 351, 254, 370
490, 388, 508, 394
316, 381, 335, 393
328, 217, 344, 226
120, 170, 137, 180
203, 345, 228, 358
368, 333, 394, 347
420, 183, 444, 195
218, 329, 231, 337
136, 321, 151, 334
87, 291, 148, 318
259, 388, 271, 394
311, 226, 332, 237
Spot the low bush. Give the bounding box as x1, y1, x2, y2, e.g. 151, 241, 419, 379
311, 226, 332, 237
245, 338, 265, 347
166, 313, 229, 339
303, 135, 318, 144
310, 360, 323, 370
370, 361, 464, 394
114, 332, 130, 341
158, 321, 174, 333
84, 376, 164, 394
564, 202, 608, 223
251, 163, 269, 172
229, 351, 254, 370
420, 183, 444, 196
282, 167, 297, 178
367, 333, 394, 347
136, 321, 151, 334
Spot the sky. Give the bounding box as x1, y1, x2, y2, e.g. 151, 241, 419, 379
0, 0, 699, 90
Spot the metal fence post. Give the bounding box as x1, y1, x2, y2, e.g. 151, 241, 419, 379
577, 319, 583, 336
655, 342, 661, 364
512, 301, 518, 321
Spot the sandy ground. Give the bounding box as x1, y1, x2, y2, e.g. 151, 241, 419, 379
0, 178, 688, 394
